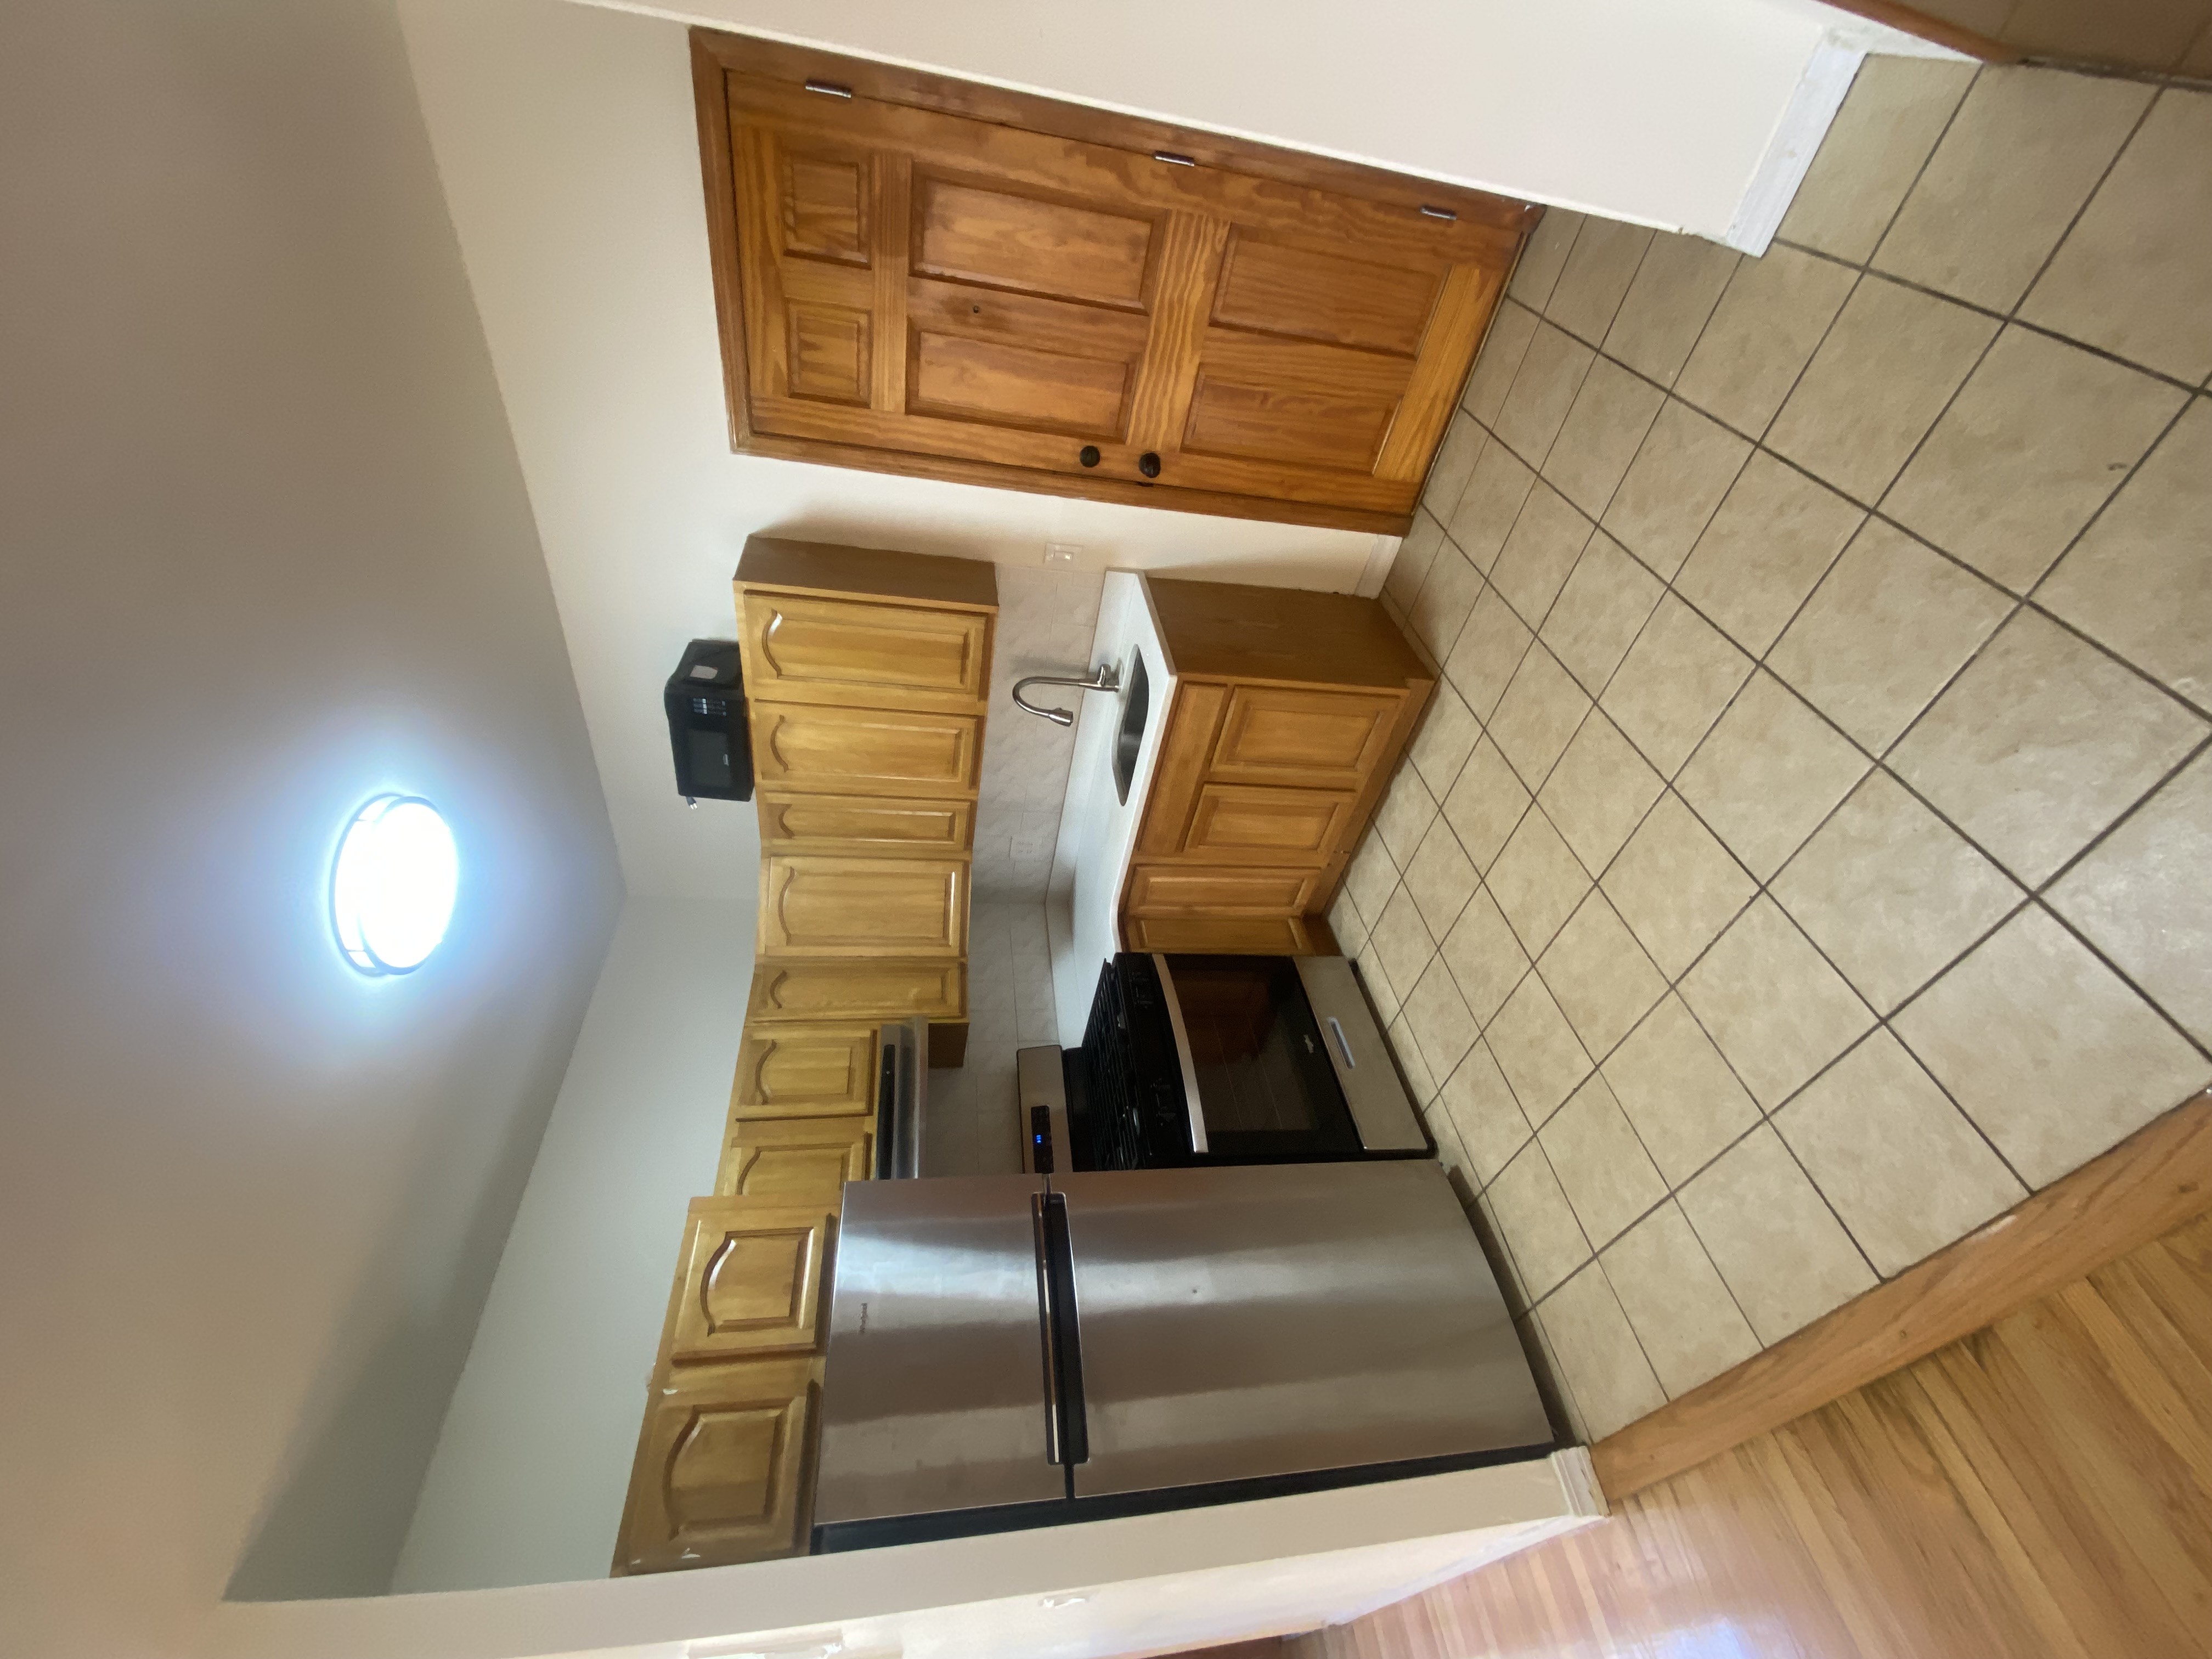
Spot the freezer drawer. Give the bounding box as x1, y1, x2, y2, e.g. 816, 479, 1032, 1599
1053, 1161, 1551, 1499
813, 1175, 1063, 1526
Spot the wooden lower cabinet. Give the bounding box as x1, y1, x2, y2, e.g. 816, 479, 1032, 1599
1124, 864, 1323, 916
747, 957, 966, 1023
758, 853, 968, 958
1119, 577, 1432, 950
614, 1355, 819, 1572
1181, 782, 1357, 864
1207, 685, 1403, 788
1125, 913, 1335, 955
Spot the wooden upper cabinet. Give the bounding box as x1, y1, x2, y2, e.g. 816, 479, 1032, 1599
751, 702, 982, 797
693, 31, 1535, 533
729, 1022, 878, 1120
758, 789, 974, 855
739, 591, 990, 713
614, 1355, 817, 1571
718, 1115, 874, 1203
668, 1197, 836, 1362
748, 958, 967, 1024
758, 853, 968, 958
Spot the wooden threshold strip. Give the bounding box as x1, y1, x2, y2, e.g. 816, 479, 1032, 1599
1808, 0, 2024, 61
1590, 1088, 2212, 1500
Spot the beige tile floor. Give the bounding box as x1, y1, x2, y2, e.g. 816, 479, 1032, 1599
1352, 59, 2212, 1441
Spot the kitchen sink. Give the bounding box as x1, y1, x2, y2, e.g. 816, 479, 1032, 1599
1111, 646, 1149, 806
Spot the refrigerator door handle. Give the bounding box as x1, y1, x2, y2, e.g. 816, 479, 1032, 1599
1030, 1191, 1089, 1467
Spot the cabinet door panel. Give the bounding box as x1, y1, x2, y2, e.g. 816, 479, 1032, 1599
1210, 232, 1443, 354
748, 959, 967, 1023
915, 174, 1155, 306
1181, 783, 1357, 863
718, 1116, 874, 1203
730, 1023, 878, 1120
1208, 686, 1400, 788
740, 591, 990, 711
751, 703, 981, 796
758, 789, 973, 854
705, 58, 1524, 528
759, 854, 967, 958
669, 1197, 836, 1361
1124, 864, 1321, 916
1125, 913, 1325, 954
614, 1356, 816, 1571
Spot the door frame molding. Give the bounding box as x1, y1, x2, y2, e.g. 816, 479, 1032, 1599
689, 27, 1537, 535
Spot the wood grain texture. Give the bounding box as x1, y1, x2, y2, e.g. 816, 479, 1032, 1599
1811, 0, 2030, 60
1147, 579, 1434, 689
692, 29, 1536, 231
747, 958, 967, 1025
1122, 913, 1333, 955
757, 853, 968, 959
1295, 1200, 2212, 1659
691, 29, 1522, 531
757, 789, 975, 856
1593, 1091, 2212, 1499
735, 534, 998, 611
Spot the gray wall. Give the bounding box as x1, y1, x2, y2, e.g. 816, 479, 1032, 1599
393, 896, 756, 1592
0, 0, 624, 1642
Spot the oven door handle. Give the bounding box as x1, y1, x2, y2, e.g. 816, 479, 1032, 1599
1149, 953, 1210, 1154
1325, 1015, 1358, 1069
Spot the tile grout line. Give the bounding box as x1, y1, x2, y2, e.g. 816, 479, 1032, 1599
1395, 83, 2212, 1363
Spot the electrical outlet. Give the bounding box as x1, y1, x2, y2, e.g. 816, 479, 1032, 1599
1043, 542, 1082, 568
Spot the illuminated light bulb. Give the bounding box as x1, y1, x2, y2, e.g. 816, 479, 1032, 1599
331, 794, 458, 974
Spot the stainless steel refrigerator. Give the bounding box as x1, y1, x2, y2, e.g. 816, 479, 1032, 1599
811, 1160, 1554, 1551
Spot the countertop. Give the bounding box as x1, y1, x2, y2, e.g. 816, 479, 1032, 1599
1046, 571, 1178, 1046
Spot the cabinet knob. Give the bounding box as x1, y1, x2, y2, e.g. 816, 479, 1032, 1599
1138, 452, 1162, 479
1077, 445, 1101, 468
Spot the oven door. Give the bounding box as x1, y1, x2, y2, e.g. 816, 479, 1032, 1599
1154, 954, 1426, 1160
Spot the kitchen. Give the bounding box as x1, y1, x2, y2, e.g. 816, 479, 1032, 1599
87, 2, 2203, 1657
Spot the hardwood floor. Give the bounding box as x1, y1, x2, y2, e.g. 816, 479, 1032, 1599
1290, 1209, 2212, 1658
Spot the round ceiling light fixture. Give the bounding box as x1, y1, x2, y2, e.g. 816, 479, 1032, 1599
331, 794, 459, 975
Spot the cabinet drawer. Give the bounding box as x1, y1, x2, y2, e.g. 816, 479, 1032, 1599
758, 789, 974, 854
747, 958, 967, 1024
1180, 782, 1357, 864
1207, 685, 1401, 788
717, 1116, 874, 1203
758, 854, 967, 959
751, 703, 981, 798
613, 1354, 817, 1572
729, 1023, 878, 1120
1124, 864, 1322, 916
667, 1197, 836, 1363
1125, 913, 1329, 954
740, 590, 991, 713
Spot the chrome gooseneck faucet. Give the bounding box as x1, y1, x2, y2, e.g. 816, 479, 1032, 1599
1012, 662, 1119, 727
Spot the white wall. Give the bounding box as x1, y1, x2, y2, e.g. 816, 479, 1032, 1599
396, 896, 758, 1593
597, 0, 1841, 239
222, 1455, 1601, 1659
397, 0, 1381, 906
0, 0, 624, 1647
